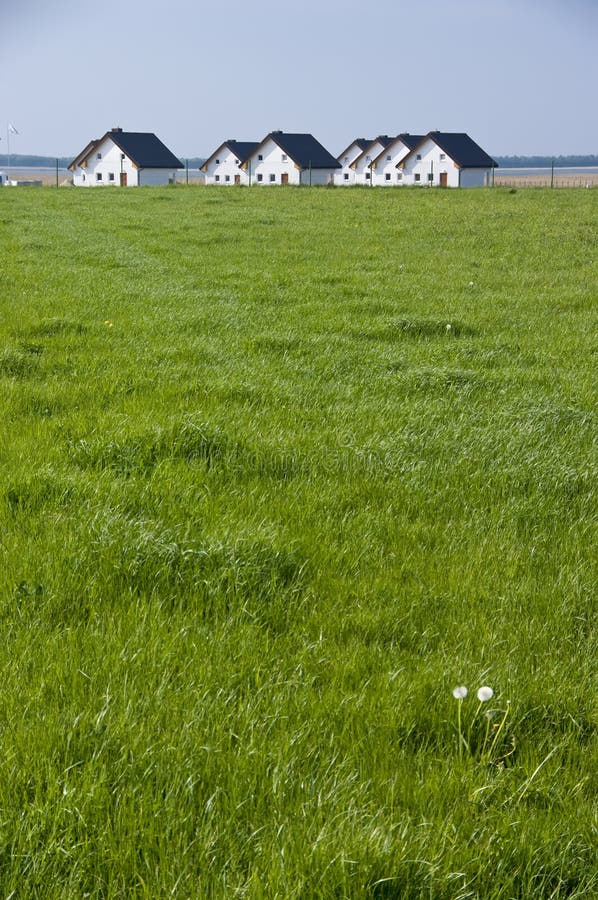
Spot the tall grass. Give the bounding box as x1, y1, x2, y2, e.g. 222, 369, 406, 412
0, 184, 595, 897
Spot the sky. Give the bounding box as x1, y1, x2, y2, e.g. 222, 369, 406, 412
1, 0, 597, 160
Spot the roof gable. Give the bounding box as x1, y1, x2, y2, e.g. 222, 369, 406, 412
351, 135, 394, 169
243, 132, 341, 169
200, 140, 259, 171
370, 133, 425, 168
337, 138, 372, 162
399, 132, 497, 169
68, 139, 100, 170
70, 129, 183, 170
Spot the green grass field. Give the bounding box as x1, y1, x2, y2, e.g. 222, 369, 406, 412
0, 184, 596, 898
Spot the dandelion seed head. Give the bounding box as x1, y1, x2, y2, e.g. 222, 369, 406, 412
452, 685, 468, 699
477, 686, 494, 702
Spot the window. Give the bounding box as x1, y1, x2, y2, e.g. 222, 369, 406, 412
269, 173, 276, 183
96, 152, 102, 159
365, 172, 371, 180
109, 173, 115, 182
215, 158, 220, 164
439, 153, 446, 160
385, 173, 391, 181
96, 173, 102, 181
386, 155, 391, 161
414, 173, 421, 182
397, 172, 403, 180
257, 173, 263, 182
344, 173, 350, 181
344, 156, 349, 163
281, 154, 287, 161
225, 175, 230, 182
215, 175, 220, 182
427, 173, 434, 182
121, 153, 125, 160
258, 154, 263, 161
416, 153, 422, 160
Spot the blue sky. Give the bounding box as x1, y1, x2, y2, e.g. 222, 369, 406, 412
1, 0, 597, 159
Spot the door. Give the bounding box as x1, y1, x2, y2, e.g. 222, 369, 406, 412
120, 172, 128, 187
440, 172, 448, 187
281, 173, 289, 185
234, 174, 240, 185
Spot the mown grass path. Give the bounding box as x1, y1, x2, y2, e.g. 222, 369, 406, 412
0, 186, 596, 897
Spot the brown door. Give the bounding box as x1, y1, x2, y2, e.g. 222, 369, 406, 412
281, 173, 289, 185
440, 172, 448, 187
120, 172, 127, 187
234, 174, 240, 185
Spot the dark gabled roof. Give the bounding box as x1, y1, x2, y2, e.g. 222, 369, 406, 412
399, 132, 498, 169
109, 131, 183, 168
337, 138, 372, 161
200, 140, 259, 171
350, 135, 395, 169
370, 133, 425, 168
241, 132, 341, 169
226, 140, 259, 163
69, 129, 183, 170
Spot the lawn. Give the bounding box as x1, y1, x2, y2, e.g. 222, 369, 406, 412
0, 184, 596, 898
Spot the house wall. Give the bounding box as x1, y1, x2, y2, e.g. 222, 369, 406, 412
372, 141, 411, 187
352, 140, 386, 185
336, 144, 363, 185
138, 168, 178, 186
204, 146, 248, 185
245, 138, 336, 185
459, 168, 491, 187
73, 137, 139, 186
247, 138, 300, 185
400, 138, 460, 187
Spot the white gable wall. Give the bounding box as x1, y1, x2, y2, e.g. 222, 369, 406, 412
398, 138, 453, 185
372, 141, 412, 187
245, 138, 336, 185
399, 138, 491, 187
352, 140, 388, 185
73, 137, 139, 186
336, 143, 365, 185
204, 146, 248, 185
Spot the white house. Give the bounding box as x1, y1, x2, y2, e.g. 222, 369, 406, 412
240, 132, 341, 185
350, 136, 394, 185
335, 138, 371, 185
397, 132, 497, 187
69, 128, 183, 186
370, 133, 424, 186
201, 140, 258, 185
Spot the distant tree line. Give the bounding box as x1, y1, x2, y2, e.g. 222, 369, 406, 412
495, 155, 598, 168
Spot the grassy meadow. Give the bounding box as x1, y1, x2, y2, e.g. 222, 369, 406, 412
0, 184, 596, 898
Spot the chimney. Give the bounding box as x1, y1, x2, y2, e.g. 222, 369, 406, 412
111, 126, 123, 133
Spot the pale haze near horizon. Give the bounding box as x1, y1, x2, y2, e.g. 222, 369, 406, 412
1, 0, 597, 160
